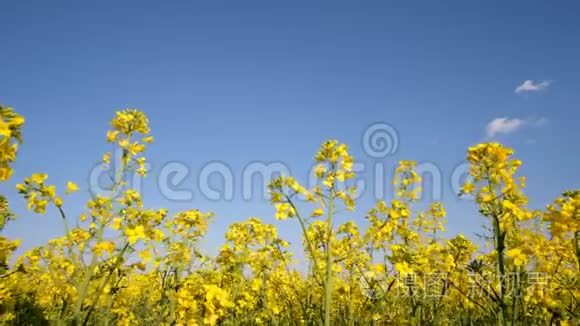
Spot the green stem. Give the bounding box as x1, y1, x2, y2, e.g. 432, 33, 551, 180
285, 195, 323, 286
75, 150, 127, 324
574, 231, 580, 271
493, 214, 507, 326
82, 243, 130, 325
324, 188, 335, 326
74, 222, 105, 323
486, 172, 507, 326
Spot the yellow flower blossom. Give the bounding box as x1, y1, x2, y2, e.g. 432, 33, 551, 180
93, 241, 116, 256
65, 181, 79, 194
125, 225, 146, 244
311, 208, 325, 217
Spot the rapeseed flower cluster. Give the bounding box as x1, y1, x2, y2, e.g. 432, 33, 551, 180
0, 106, 577, 325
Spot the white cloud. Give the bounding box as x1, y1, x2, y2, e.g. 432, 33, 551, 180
533, 117, 548, 127
486, 117, 526, 138
525, 139, 537, 145
485, 117, 548, 139
514, 80, 551, 93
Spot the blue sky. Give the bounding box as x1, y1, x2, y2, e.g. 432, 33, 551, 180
1, 1, 579, 260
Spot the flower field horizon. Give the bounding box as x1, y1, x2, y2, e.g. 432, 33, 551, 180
0, 106, 577, 325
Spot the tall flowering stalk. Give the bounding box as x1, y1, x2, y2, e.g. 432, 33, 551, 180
268, 140, 356, 325
462, 143, 533, 325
